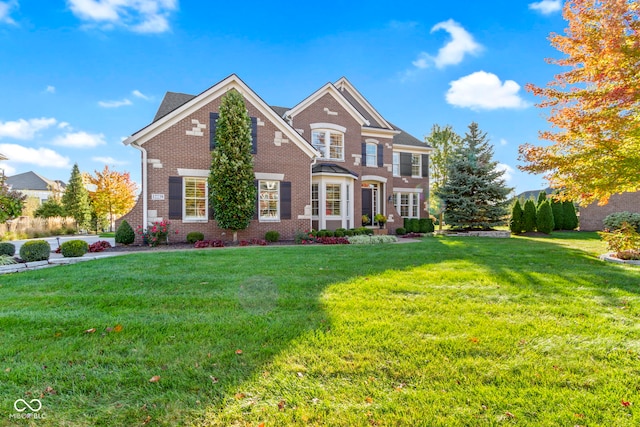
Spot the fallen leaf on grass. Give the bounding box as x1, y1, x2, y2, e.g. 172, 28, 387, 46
114, 324, 123, 332
235, 349, 243, 355
149, 375, 161, 383
505, 411, 515, 418
278, 400, 286, 411
5, 368, 10, 372
43, 386, 56, 395
297, 372, 304, 378
621, 400, 631, 407
234, 393, 245, 400
209, 376, 218, 383
142, 415, 152, 425
469, 337, 479, 344
365, 397, 373, 404
258, 423, 265, 427
84, 328, 96, 334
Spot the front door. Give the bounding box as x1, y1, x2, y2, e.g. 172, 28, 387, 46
362, 188, 372, 224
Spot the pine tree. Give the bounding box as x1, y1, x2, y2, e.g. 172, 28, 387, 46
536, 200, 555, 234
62, 163, 91, 230
510, 199, 524, 234
551, 199, 565, 230
523, 199, 537, 232
563, 201, 579, 230
209, 90, 256, 241
435, 122, 513, 230
537, 190, 547, 207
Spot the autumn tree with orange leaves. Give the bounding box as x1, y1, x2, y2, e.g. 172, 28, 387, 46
87, 166, 137, 231
519, 0, 639, 205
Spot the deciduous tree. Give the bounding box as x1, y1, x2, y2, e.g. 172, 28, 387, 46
0, 176, 25, 223
87, 166, 137, 231
209, 90, 256, 241
519, 0, 640, 205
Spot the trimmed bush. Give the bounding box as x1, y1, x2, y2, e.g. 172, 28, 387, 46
115, 220, 135, 245
0, 242, 16, 257
551, 200, 564, 230
348, 235, 398, 244
510, 200, 524, 234
603, 212, 640, 231
419, 218, 434, 233
265, 230, 280, 242
523, 200, 537, 232
60, 240, 89, 257
187, 232, 205, 244
395, 227, 407, 236
19, 240, 51, 262
334, 230, 345, 238
536, 200, 555, 234
563, 201, 579, 230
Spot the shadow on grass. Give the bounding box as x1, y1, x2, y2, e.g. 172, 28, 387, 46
0, 233, 637, 426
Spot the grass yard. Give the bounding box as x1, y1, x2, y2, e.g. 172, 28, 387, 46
0, 232, 639, 426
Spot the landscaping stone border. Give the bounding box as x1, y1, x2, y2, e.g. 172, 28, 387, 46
599, 253, 640, 266
0, 253, 126, 275
437, 230, 511, 238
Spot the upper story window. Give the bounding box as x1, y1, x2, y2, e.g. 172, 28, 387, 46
365, 143, 377, 167
392, 152, 400, 177
411, 154, 421, 178
310, 123, 347, 161
184, 177, 208, 221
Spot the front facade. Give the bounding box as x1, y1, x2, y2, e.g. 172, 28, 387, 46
119, 75, 430, 242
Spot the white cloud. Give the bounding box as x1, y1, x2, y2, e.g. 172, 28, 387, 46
92, 156, 127, 165
0, 143, 71, 168
67, 0, 177, 33
497, 163, 515, 182
500, 138, 508, 146
529, 0, 562, 15
98, 98, 132, 108
45, 85, 56, 94
0, 0, 18, 25
53, 131, 106, 148
446, 71, 529, 110
0, 118, 57, 140
58, 122, 71, 129
2, 163, 16, 176
132, 89, 151, 100
411, 19, 482, 70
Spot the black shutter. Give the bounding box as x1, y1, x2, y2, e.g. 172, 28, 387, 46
280, 181, 291, 220
168, 177, 182, 220
209, 112, 219, 151
377, 144, 384, 167
251, 117, 258, 154
400, 153, 412, 177
422, 154, 429, 178
361, 143, 367, 165
254, 180, 259, 220
209, 184, 215, 220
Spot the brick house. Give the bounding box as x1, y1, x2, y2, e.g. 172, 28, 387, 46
118, 74, 430, 242
579, 192, 640, 231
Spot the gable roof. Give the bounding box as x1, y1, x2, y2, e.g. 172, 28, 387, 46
124, 74, 318, 159
285, 82, 370, 126
6, 171, 64, 191
334, 77, 393, 130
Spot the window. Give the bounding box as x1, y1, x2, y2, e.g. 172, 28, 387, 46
365, 143, 377, 167
312, 183, 319, 216
394, 192, 419, 218
259, 180, 279, 221
325, 184, 341, 215
184, 177, 207, 220
411, 154, 421, 177
312, 130, 344, 161
393, 152, 400, 176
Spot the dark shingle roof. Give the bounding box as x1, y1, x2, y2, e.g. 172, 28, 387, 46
270, 106, 289, 118
312, 163, 359, 177
6, 171, 61, 191
338, 87, 383, 128
153, 92, 196, 122
390, 123, 430, 149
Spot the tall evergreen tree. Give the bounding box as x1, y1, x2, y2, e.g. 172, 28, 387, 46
209, 90, 256, 241
563, 201, 579, 230
435, 122, 512, 230
510, 199, 524, 234
62, 163, 91, 230
522, 199, 537, 232
551, 199, 565, 230
537, 190, 547, 207
536, 199, 555, 234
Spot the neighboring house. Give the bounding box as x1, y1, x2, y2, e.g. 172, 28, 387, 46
5, 171, 66, 203
118, 74, 430, 241
579, 192, 640, 231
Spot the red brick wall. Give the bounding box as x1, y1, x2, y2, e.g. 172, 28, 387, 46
579, 192, 640, 231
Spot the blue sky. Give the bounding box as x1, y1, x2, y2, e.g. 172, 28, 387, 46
0, 0, 567, 195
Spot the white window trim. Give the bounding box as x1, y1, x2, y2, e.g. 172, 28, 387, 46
258, 179, 280, 222
394, 191, 420, 219
392, 152, 400, 177
365, 142, 377, 167
183, 177, 208, 223
411, 154, 422, 178
310, 125, 345, 162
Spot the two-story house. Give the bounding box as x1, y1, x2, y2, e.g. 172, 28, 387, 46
118, 74, 430, 242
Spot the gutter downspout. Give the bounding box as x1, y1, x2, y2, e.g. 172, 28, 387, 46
310, 155, 317, 231
131, 141, 148, 227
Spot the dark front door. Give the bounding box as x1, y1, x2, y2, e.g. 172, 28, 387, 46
362, 188, 372, 224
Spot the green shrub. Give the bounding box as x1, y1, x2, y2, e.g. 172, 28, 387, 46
510, 200, 524, 234
0, 255, 16, 265
115, 220, 135, 245
348, 235, 398, 244
0, 242, 15, 256
563, 201, 579, 230
523, 200, 537, 232
599, 222, 640, 255
419, 218, 434, 233
395, 227, 406, 236
551, 200, 564, 230
403, 218, 411, 232
19, 240, 51, 262
603, 212, 640, 231
60, 240, 89, 258
408, 218, 420, 233
536, 200, 555, 234
334, 230, 345, 238
187, 232, 205, 244
265, 230, 280, 242
344, 229, 355, 237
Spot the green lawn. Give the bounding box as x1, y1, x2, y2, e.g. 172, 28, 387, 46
0, 233, 638, 426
